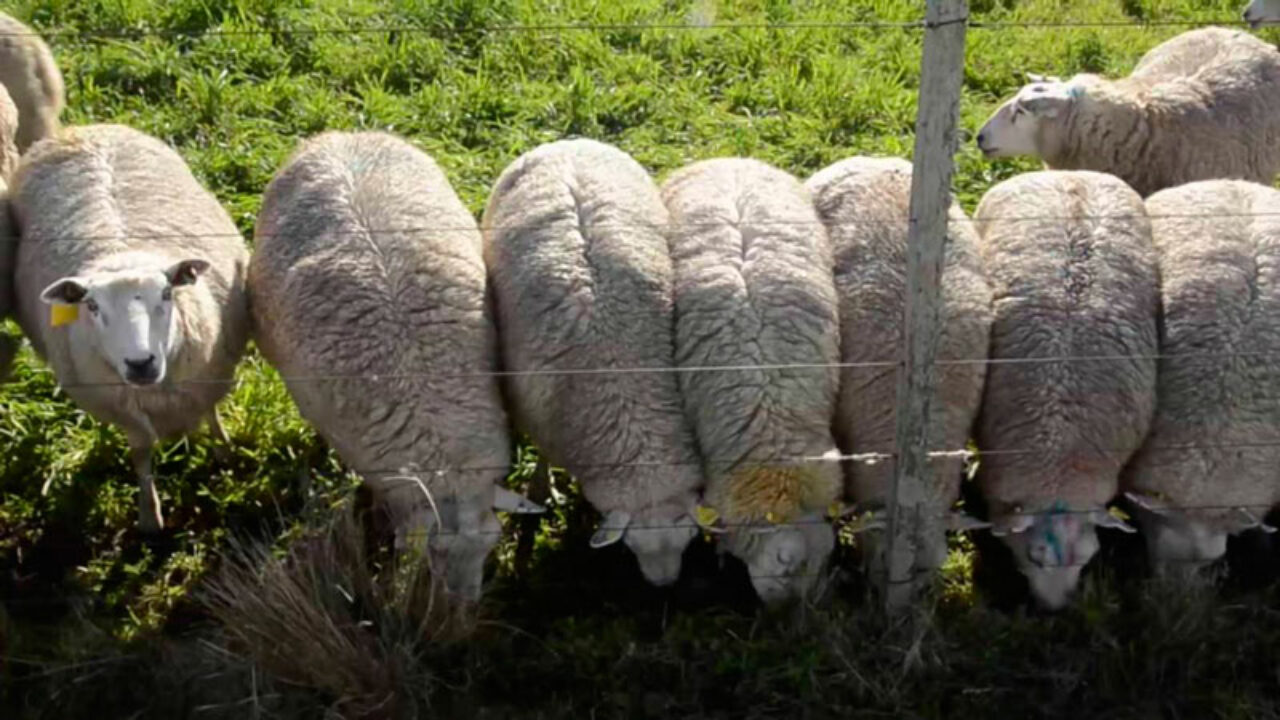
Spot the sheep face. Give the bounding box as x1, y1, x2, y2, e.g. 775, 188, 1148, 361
394, 498, 501, 603
39, 259, 210, 387
993, 508, 1133, 610
1244, 0, 1280, 27
727, 513, 834, 605
977, 80, 1078, 160
1135, 513, 1227, 575
590, 501, 700, 586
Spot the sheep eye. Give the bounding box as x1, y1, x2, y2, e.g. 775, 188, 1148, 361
85, 299, 99, 314
161, 286, 173, 301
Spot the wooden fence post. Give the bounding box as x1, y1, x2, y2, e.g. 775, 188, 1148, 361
883, 0, 969, 611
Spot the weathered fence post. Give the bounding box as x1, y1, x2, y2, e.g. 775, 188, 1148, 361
882, 0, 969, 611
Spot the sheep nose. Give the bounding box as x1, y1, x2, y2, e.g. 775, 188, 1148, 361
125, 355, 156, 372
124, 355, 160, 384
976, 131, 986, 146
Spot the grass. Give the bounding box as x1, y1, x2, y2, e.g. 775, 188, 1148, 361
3, 0, 1280, 717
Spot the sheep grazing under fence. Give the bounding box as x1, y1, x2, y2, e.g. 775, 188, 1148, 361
249, 130, 542, 602
483, 138, 705, 588
1123, 179, 1280, 578
661, 157, 843, 606
972, 169, 1157, 610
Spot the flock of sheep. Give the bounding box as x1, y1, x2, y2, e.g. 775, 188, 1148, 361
2, 12, 1280, 611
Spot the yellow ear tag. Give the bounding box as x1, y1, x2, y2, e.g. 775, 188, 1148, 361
50, 303, 79, 327
765, 511, 779, 524
1107, 506, 1132, 522
695, 505, 720, 528
827, 501, 843, 520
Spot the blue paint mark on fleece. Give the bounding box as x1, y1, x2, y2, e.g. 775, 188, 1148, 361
1044, 501, 1068, 566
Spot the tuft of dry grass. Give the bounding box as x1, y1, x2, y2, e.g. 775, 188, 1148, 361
199, 505, 475, 719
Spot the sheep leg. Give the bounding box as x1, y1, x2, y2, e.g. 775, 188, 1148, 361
207, 407, 233, 463
130, 441, 163, 533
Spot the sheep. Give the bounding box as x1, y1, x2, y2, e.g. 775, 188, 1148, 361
804, 156, 994, 589
1244, 0, 1280, 27
972, 170, 1156, 610
250, 130, 542, 601
660, 157, 842, 605
1122, 179, 1280, 577
0, 11, 64, 152
10, 124, 250, 533
976, 27, 1280, 197
482, 138, 705, 587
0, 85, 20, 380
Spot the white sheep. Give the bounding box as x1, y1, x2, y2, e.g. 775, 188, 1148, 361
250, 131, 540, 601
660, 157, 842, 606
0, 84, 20, 379
1244, 0, 1280, 27
482, 138, 705, 587
1122, 179, 1280, 577
804, 156, 994, 588
973, 170, 1155, 610
0, 11, 64, 152
976, 27, 1280, 197
11, 124, 250, 532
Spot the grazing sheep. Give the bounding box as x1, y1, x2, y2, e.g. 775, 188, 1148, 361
0, 84, 18, 180
661, 157, 842, 605
973, 170, 1155, 610
1123, 179, 1280, 576
1244, 0, 1280, 27
804, 156, 994, 587
10, 124, 250, 532
0, 11, 64, 152
483, 138, 705, 587
251, 131, 541, 601
976, 27, 1280, 197
0, 85, 20, 379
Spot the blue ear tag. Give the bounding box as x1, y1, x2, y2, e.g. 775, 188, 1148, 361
1067, 85, 1084, 100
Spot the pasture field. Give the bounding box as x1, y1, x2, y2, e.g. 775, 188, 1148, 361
3, 0, 1280, 717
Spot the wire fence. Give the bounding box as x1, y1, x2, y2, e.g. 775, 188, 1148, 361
4, 7, 1280, 625
2, 210, 1280, 246
0, 16, 1265, 43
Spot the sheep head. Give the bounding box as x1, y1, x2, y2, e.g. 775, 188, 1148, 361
590, 497, 700, 587
1125, 491, 1274, 576
976, 79, 1083, 160
40, 256, 210, 387
991, 503, 1133, 610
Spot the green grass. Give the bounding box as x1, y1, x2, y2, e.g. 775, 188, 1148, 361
3, 0, 1280, 717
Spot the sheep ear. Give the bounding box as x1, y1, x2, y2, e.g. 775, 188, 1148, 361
1092, 508, 1137, 533
165, 258, 210, 287
40, 276, 89, 304
590, 510, 630, 548
946, 512, 992, 532
492, 485, 544, 514
1124, 490, 1170, 516
693, 504, 728, 534
1018, 93, 1072, 118
990, 512, 1035, 537
1237, 507, 1278, 534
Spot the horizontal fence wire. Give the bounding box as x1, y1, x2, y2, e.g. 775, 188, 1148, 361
3, 212, 1280, 245
2, 349, 1278, 392
0, 17, 1262, 43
